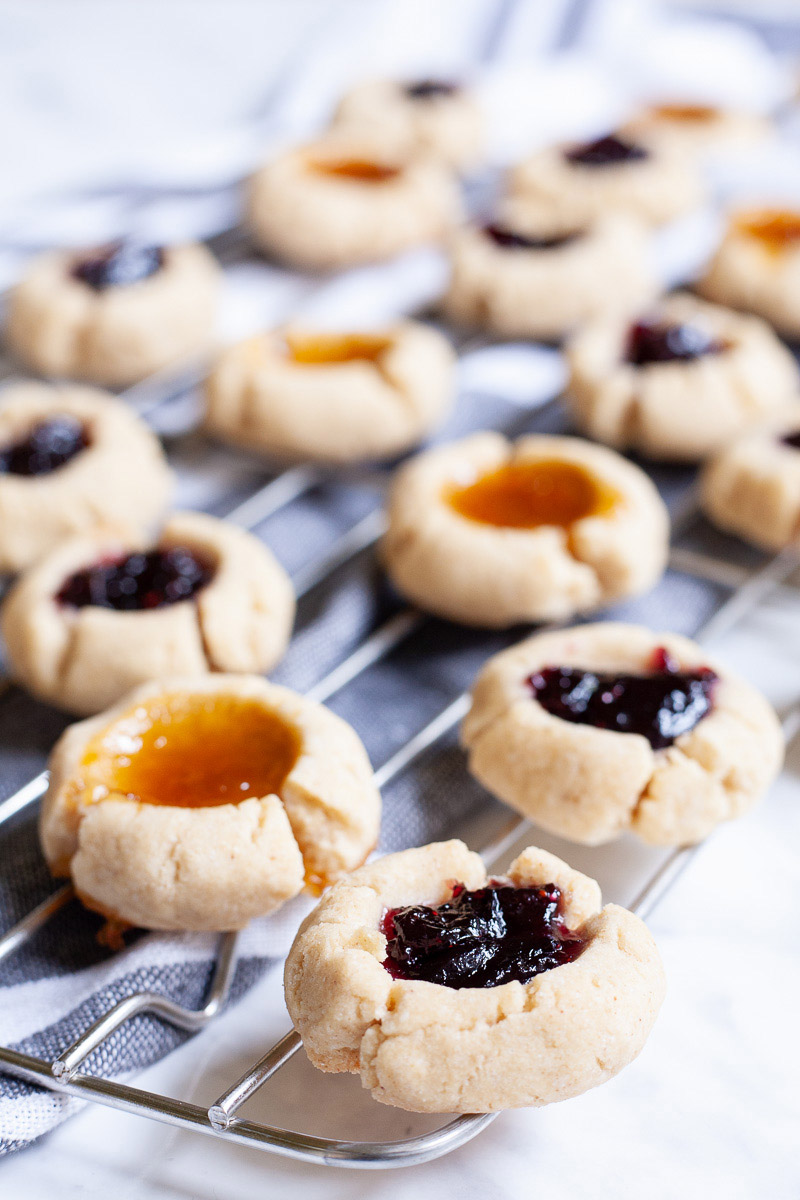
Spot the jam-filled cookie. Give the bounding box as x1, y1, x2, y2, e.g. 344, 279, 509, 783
204, 321, 455, 464
508, 131, 704, 228
332, 78, 484, 171
701, 410, 800, 551
621, 102, 770, 154
0, 382, 172, 573
41, 675, 380, 931
284, 839, 665, 1113
381, 432, 669, 627
697, 208, 800, 341
7, 240, 220, 388
462, 622, 783, 846
247, 134, 461, 270
2, 511, 294, 715
441, 208, 656, 340
566, 293, 799, 461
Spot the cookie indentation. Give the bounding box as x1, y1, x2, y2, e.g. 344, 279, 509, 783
565, 135, 648, 167
445, 459, 620, 530
482, 223, 580, 251
625, 320, 727, 365
309, 158, 400, 184
284, 331, 393, 365
382, 880, 585, 989
404, 80, 459, 100
649, 103, 718, 123
528, 648, 718, 750
57, 546, 213, 611
734, 209, 800, 255
78, 692, 302, 809
72, 241, 164, 290
0, 416, 88, 476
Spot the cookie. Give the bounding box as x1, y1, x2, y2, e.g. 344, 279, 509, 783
41, 675, 380, 931
508, 130, 704, 227
7, 240, 220, 388
701, 409, 800, 551
697, 208, 800, 341
440, 208, 656, 340
566, 292, 799, 461
2, 510, 294, 715
247, 133, 461, 270
621, 102, 770, 154
332, 78, 483, 171
204, 321, 455, 464
462, 622, 784, 846
284, 839, 665, 1113
0, 382, 172, 573
381, 432, 669, 627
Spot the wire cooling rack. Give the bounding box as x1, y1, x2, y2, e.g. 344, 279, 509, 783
0, 281, 798, 1163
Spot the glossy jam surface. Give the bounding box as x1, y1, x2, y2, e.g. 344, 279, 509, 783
446, 459, 619, 530
57, 547, 212, 611
626, 320, 727, 366
529, 647, 718, 750
285, 331, 393, 365
80, 693, 301, 809
781, 430, 800, 451
310, 158, 400, 183
0, 416, 88, 476
72, 241, 164, 290
382, 882, 585, 989
565, 134, 648, 167
734, 209, 800, 254
404, 80, 458, 100
650, 103, 718, 122
483, 223, 579, 251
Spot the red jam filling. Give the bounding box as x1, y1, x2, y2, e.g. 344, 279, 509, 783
483, 223, 580, 251
529, 647, 718, 750
310, 158, 400, 184
404, 80, 458, 100
57, 547, 213, 611
0, 416, 88, 476
781, 431, 800, 450
626, 320, 727, 365
382, 881, 585, 989
565, 134, 648, 167
72, 242, 164, 291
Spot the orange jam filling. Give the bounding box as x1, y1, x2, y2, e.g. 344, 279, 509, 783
79, 693, 301, 809
650, 103, 718, 123
309, 158, 400, 183
734, 209, 800, 253
285, 331, 393, 366
445, 459, 619, 529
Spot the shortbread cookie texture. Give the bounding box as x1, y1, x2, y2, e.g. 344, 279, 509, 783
701, 411, 800, 551
2, 510, 294, 715
381, 432, 668, 627
621, 102, 771, 155
7, 241, 220, 388
508, 131, 704, 227
566, 293, 799, 462
0, 382, 172, 572
247, 134, 461, 270
332, 78, 484, 171
697, 208, 800, 340
462, 623, 783, 846
205, 321, 455, 464
284, 839, 665, 1113
441, 208, 656, 340
41, 675, 380, 931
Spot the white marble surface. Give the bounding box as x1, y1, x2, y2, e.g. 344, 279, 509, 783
1, 1, 799, 1195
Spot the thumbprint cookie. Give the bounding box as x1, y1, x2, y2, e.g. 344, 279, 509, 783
284, 839, 665, 1112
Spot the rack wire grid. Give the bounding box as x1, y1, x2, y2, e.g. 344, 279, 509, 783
2, 6, 800, 1169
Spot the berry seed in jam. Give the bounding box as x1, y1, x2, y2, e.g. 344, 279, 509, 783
405, 80, 458, 100
0, 416, 88, 476
529, 647, 718, 750
72, 242, 164, 291
781, 430, 800, 451
483, 224, 579, 251
382, 882, 584, 989
626, 320, 727, 366
57, 546, 212, 611
565, 134, 648, 167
